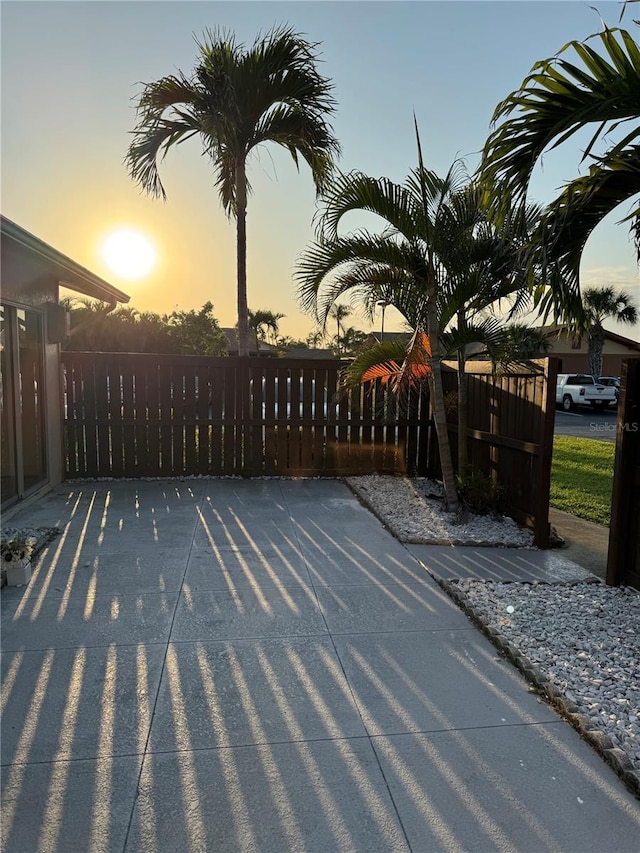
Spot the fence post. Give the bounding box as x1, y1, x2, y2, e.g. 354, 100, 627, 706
239, 357, 251, 477
606, 358, 640, 588
533, 357, 558, 548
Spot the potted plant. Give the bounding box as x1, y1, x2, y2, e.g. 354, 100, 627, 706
1, 531, 35, 586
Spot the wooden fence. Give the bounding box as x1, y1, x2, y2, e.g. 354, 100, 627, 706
61, 353, 430, 479
61, 352, 556, 545
607, 357, 640, 589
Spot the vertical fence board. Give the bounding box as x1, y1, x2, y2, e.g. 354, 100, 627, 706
347, 383, 362, 472
248, 365, 261, 474
206, 367, 219, 474
405, 382, 419, 475
415, 383, 430, 476
183, 365, 197, 474
136, 363, 151, 476
336, 379, 349, 473
300, 368, 314, 471
275, 366, 289, 472
263, 367, 277, 475
107, 358, 124, 477
372, 381, 385, 471
121, 362, 136, 475
146, 361, 160, 478
159, 362, 173, 476
222, 362, 236, 475
384, 386, 398, 473
325, 367, 338, 472
313, 368, 327, 470
289, 367, 302, 472
173, 368, 186, 475
195, 365, 210, 474
63, 360, 79, 477
81, 359, 99, 477
94, 358, 110, 475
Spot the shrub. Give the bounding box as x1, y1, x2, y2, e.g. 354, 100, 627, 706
456, 466, 506, 515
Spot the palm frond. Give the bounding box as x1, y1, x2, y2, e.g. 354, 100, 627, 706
482, 27, 640, 218
341, 339, 408, 389
126, 116, 200, 199
535, 145, 640, 321
296, 232, 424, 321
314, 171, 425, 242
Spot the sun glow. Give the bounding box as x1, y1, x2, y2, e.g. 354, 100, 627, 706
100, 228, 157, 279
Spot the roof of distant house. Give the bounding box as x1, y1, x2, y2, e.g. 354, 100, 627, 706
1, 215, 130, 305
538, 324, 640, 351
284, 347, 336, 360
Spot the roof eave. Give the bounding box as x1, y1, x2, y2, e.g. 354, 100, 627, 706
1, 216, 130, 304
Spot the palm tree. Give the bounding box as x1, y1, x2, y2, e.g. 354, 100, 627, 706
582, 286, 638, 378
126, 26, 340, 356
338, 325, 368, 358
297, 163, 474, 510
297, 161, 539, 494
248, 309, 286, 349
305, 329, 325, 348
480, 26, 640, 323
487, 323, 551, 375
329, 304, 351, 355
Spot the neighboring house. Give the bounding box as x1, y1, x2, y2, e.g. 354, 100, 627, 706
1, 216, 129, 514
539, 325, 640, 377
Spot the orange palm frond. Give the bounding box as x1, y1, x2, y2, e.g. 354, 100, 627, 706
362, 361, 403, 384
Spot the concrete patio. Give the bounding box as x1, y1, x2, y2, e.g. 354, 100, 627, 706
2, 478, 639, 852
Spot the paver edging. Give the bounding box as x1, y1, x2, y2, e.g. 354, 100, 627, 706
437, 576, 640, 801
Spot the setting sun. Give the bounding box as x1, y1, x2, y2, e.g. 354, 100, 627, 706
100, 227, 157, 279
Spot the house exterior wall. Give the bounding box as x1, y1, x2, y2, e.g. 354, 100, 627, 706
544, 330, 639, 377
1, 238, 64, 506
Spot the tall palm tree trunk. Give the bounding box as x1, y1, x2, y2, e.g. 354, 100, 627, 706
588, 328, 605, 379
457, 310, 468, 473
236, 159, 251, 357
427, 285, 459, 511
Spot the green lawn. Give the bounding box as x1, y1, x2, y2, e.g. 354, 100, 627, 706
550, 436, 615, 526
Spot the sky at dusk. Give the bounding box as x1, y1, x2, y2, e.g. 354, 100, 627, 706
2, 1, 639, 341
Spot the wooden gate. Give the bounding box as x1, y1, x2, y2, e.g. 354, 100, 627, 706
429, 358, 557, 547
607, 357, 640, 589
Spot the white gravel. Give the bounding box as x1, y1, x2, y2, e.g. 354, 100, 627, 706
346, 474, 534, 547
453, 580, 640, 777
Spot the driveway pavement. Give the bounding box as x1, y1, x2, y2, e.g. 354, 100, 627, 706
2, 479, 639, 852
554, 407, 619, 442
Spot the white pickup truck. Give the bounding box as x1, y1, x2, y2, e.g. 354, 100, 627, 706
556, 374, 617, 411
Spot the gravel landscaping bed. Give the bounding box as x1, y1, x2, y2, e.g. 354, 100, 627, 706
444, 579, 640, 796
346, 474, 534, 547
